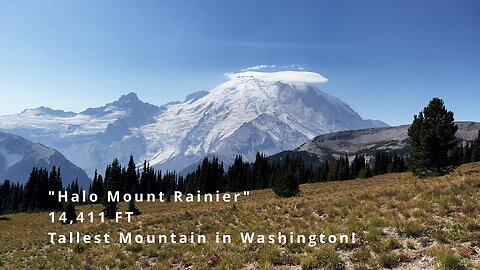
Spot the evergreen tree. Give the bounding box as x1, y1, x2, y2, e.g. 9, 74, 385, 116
124, 155, 138, 194
227, 155, 249, 191
23, 167, 50, 212
102, 159, 122, 219
0, 180, 11, 216
338, 155, 350, 180
126, 185, 141, 215
463, 142, 473, 164
351, 154, 366, 179
63, 202, 77, 224
89, 170, 104, 203
253, 152, 270, 189
327, 160, 338, 181
272, 156, 300, 197
408, 98, 458, 177
47, 166, 63, 210
471, 130, 480, 162
127, 199, 141, 215
359, 164, 373, 178
374, 150, 390, 175
450, 143, 464, 167
321, 161, 329, 182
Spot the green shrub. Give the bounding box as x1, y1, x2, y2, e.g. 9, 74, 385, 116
378, 252, 410, 269
72, 243, 87, 253
439, 252, 462, 270
399, 222, 424, 238
300, 246, 344, 270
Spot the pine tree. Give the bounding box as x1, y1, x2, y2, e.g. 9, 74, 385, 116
127, 199, 141, 216
471, 130, 480, 162
89, 170, 104, 203
63, 202, 77, 224
359, 164, 373, 178
124, 155, 138, 194
0, 180, 11, 216
253, 152, 270, 189
47, 166, 63, 210
127, 185, 141, 216
23, 168, 41, 212
327, 160, 338, 181
450, 143, 464, 167
102, 159, 122, 219
272, 156, 300, 197
408, 98, 458, 177
227, 155, 249, 191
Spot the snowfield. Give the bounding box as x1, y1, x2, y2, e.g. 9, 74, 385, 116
0, 71, 387, 175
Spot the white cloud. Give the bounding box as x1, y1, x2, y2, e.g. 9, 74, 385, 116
241, 64, 276, 71
225, 71, 328, 84
279, 64, 305, 70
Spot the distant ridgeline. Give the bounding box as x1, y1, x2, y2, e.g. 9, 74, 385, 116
1, 127, 479, 215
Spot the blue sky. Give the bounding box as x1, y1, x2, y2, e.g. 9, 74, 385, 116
0, 0, 478, 125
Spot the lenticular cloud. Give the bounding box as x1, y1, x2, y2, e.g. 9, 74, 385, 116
225, 71, 328, 84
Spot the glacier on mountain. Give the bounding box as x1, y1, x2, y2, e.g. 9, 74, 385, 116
0, 71, 387, 175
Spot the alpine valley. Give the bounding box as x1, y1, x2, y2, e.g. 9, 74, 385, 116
0, 130, 90, 188
0, 71, 387, 179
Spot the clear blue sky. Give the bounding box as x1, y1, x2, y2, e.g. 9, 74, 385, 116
0, 0, 478, 125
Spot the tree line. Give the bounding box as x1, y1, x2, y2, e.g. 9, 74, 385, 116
1, 98, 479, 214
0, 149, 408, 215
1, 126, 479, 215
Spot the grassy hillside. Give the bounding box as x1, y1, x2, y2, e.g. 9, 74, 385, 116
1, 163, 480, 269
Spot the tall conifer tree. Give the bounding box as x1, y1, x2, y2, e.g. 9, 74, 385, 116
408, 98, 458, 177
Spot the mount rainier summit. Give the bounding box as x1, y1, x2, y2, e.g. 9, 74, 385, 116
0, 71, 387, 176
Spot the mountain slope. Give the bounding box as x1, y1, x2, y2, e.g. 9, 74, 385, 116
0, 92, 162, 175
291, 121, 480, 163
139, 73, 387, 171
0, 131, 90, 188
0, 71, 387, 174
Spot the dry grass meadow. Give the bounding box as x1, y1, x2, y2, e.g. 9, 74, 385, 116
1, 162, 480, 269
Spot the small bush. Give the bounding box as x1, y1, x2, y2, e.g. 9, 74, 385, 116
350, 247, 372, 264
300, 246, 344, 270
378, 238, 402, 252
378, 252, 409, 269
399, 222, 424, 238
264, 247, 294, 266
301, 255, 317, 270
439, 253, 462, 270
126, 243, 143, 253
430, 247, 464, 270
72, 243, 87, 253
465, 219, 480, 231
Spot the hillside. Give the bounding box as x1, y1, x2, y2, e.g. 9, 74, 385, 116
290, 122, 480, 163
0, 131, 90, 189
1, 163, 479, 269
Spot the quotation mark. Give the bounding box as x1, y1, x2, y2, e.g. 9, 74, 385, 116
49, 191, 54, 196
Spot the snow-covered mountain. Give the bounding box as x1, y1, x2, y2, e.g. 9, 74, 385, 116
0, 130, 90, 188
0, 71, 387, 174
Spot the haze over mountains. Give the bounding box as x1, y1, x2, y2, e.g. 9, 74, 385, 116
0, 131, 90, 188
0, 71, 387, 177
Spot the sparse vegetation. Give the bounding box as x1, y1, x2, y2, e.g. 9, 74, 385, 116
429, 246, 464, 270
378, 252, 410, 269
0, 162, 479, 269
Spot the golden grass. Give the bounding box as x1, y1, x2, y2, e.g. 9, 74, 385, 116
1, 163, 480, 269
